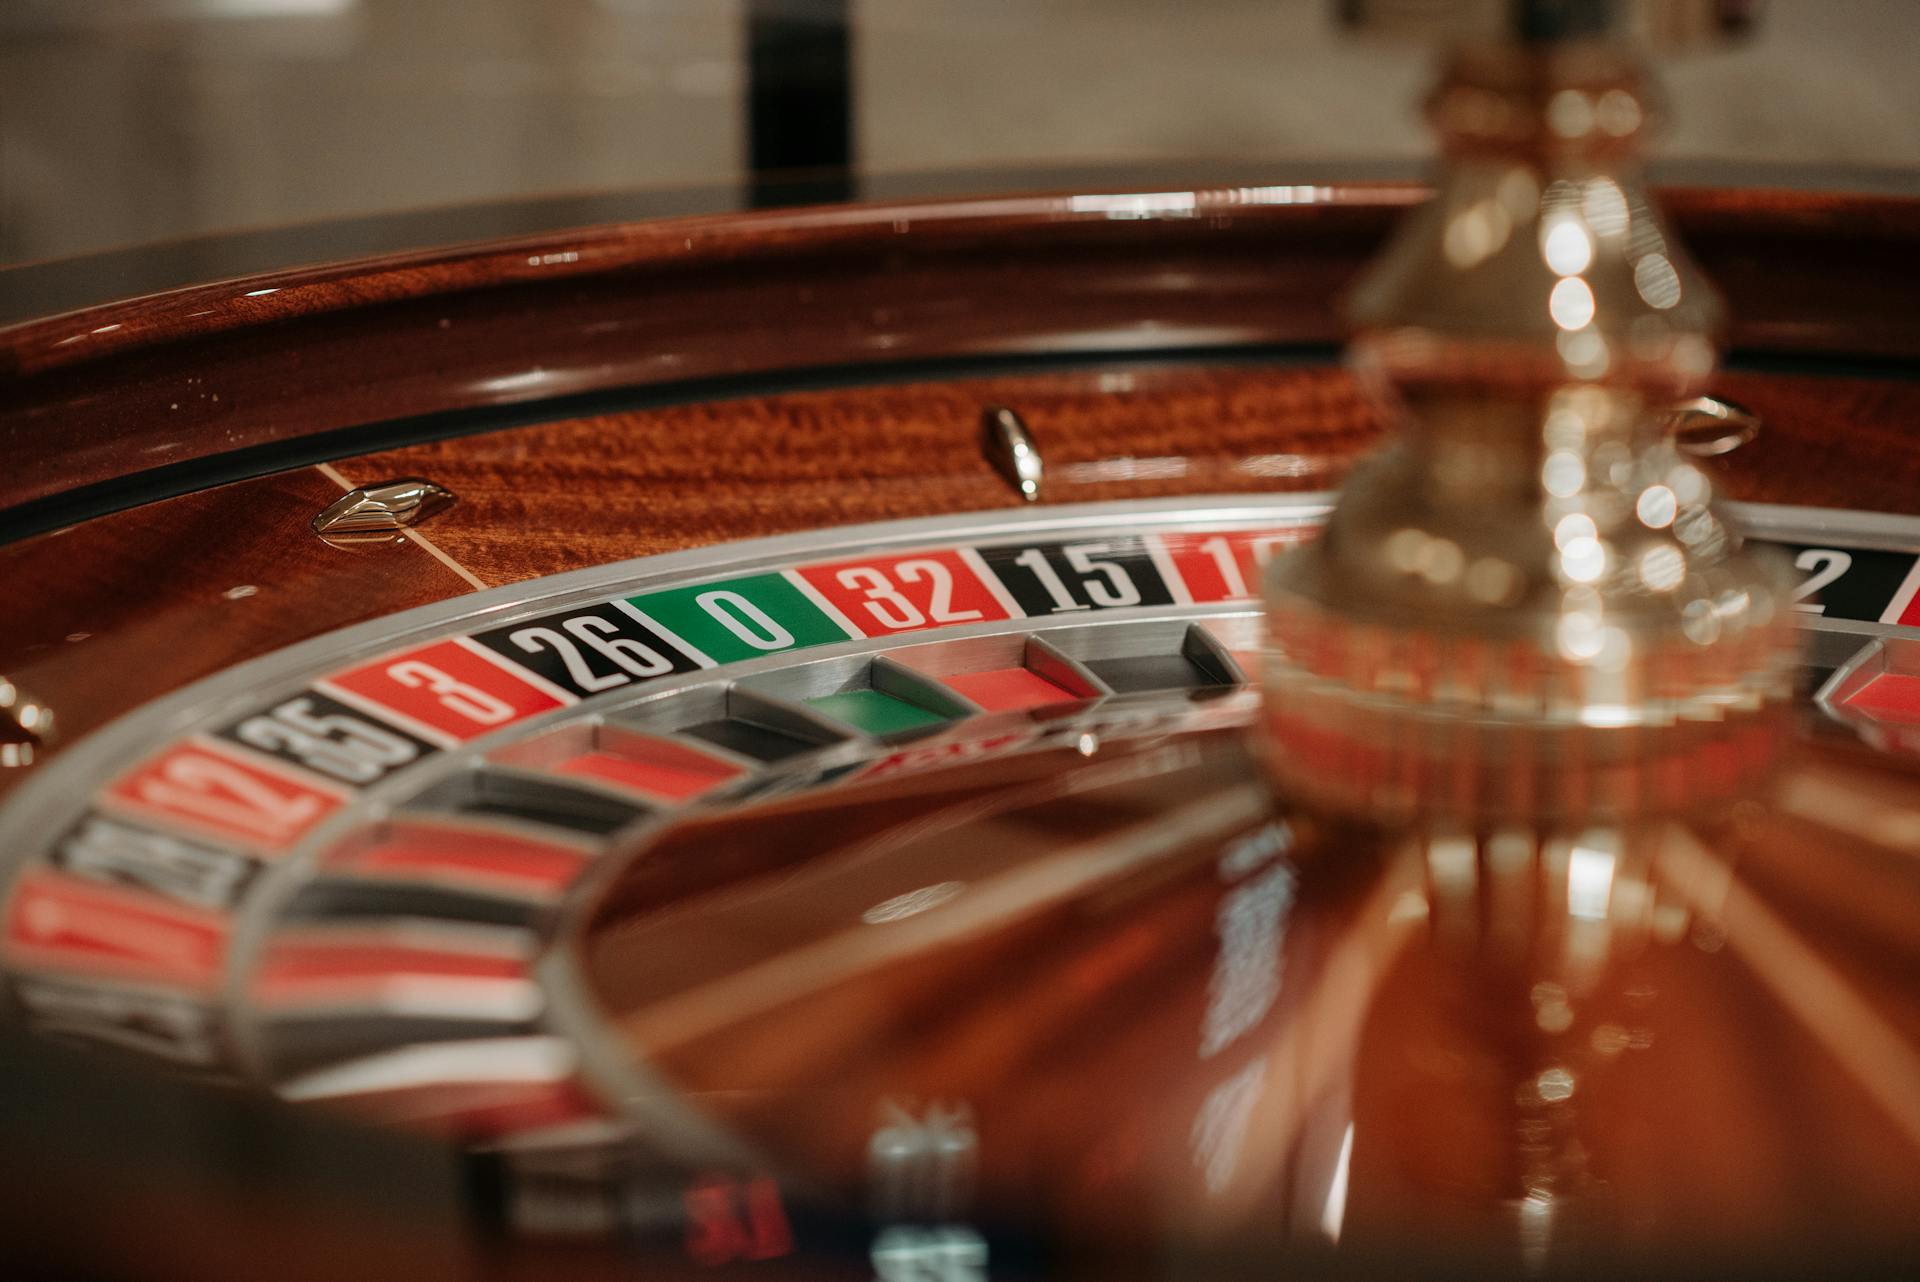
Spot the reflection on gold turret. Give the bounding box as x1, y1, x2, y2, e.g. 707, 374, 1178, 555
1247, 5, 1913, 1272
1262, 24, 1795, 829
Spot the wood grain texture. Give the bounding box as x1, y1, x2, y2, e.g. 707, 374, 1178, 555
0, 188, 1404, 518
2, 189, 1914, 795
2, 187, 1914, 519
8, 356, 1918, 798
332, 363, 1920, 588
0, 361, 1373, 792
6, 183, 1920, 1280
327, 364, 1374, 584
0, 187, 1416, 378
1713, 372, 1920, 509
0, 466, 474, 798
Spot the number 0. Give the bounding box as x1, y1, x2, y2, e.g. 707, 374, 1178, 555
698, 591, 795, 650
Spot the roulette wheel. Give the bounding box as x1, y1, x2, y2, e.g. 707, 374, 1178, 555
3, 2, 1919, 1278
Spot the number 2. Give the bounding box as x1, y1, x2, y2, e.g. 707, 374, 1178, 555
136, 753, 324, 845
509, 616, 675, 691
836, 561, 983, 631
1791, 548, 1852, 614
235, 698, 417, 783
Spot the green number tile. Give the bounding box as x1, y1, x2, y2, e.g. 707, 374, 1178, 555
627, 573, 851, 664
807, 690, 951, 737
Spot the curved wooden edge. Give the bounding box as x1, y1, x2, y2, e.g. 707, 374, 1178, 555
9, 183, 1919, 381
0, 183, 1426, 379
0, 184, 1914, 524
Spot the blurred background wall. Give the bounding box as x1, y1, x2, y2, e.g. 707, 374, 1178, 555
2, 0, 1917, 267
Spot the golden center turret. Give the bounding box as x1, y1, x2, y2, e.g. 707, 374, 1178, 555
1262, 0, 1795, 825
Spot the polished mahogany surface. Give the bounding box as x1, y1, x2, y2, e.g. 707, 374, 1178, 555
3, 357, 1918, 801
4, 185, 1916, 786
573, 712, 1920, 1270
2, 186, 1917, 526
3, 183, 1920, 1279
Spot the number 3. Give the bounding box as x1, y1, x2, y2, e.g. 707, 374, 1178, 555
836, 561, 983, 631
388, 660, 514, 724
838, 566, 925, 629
